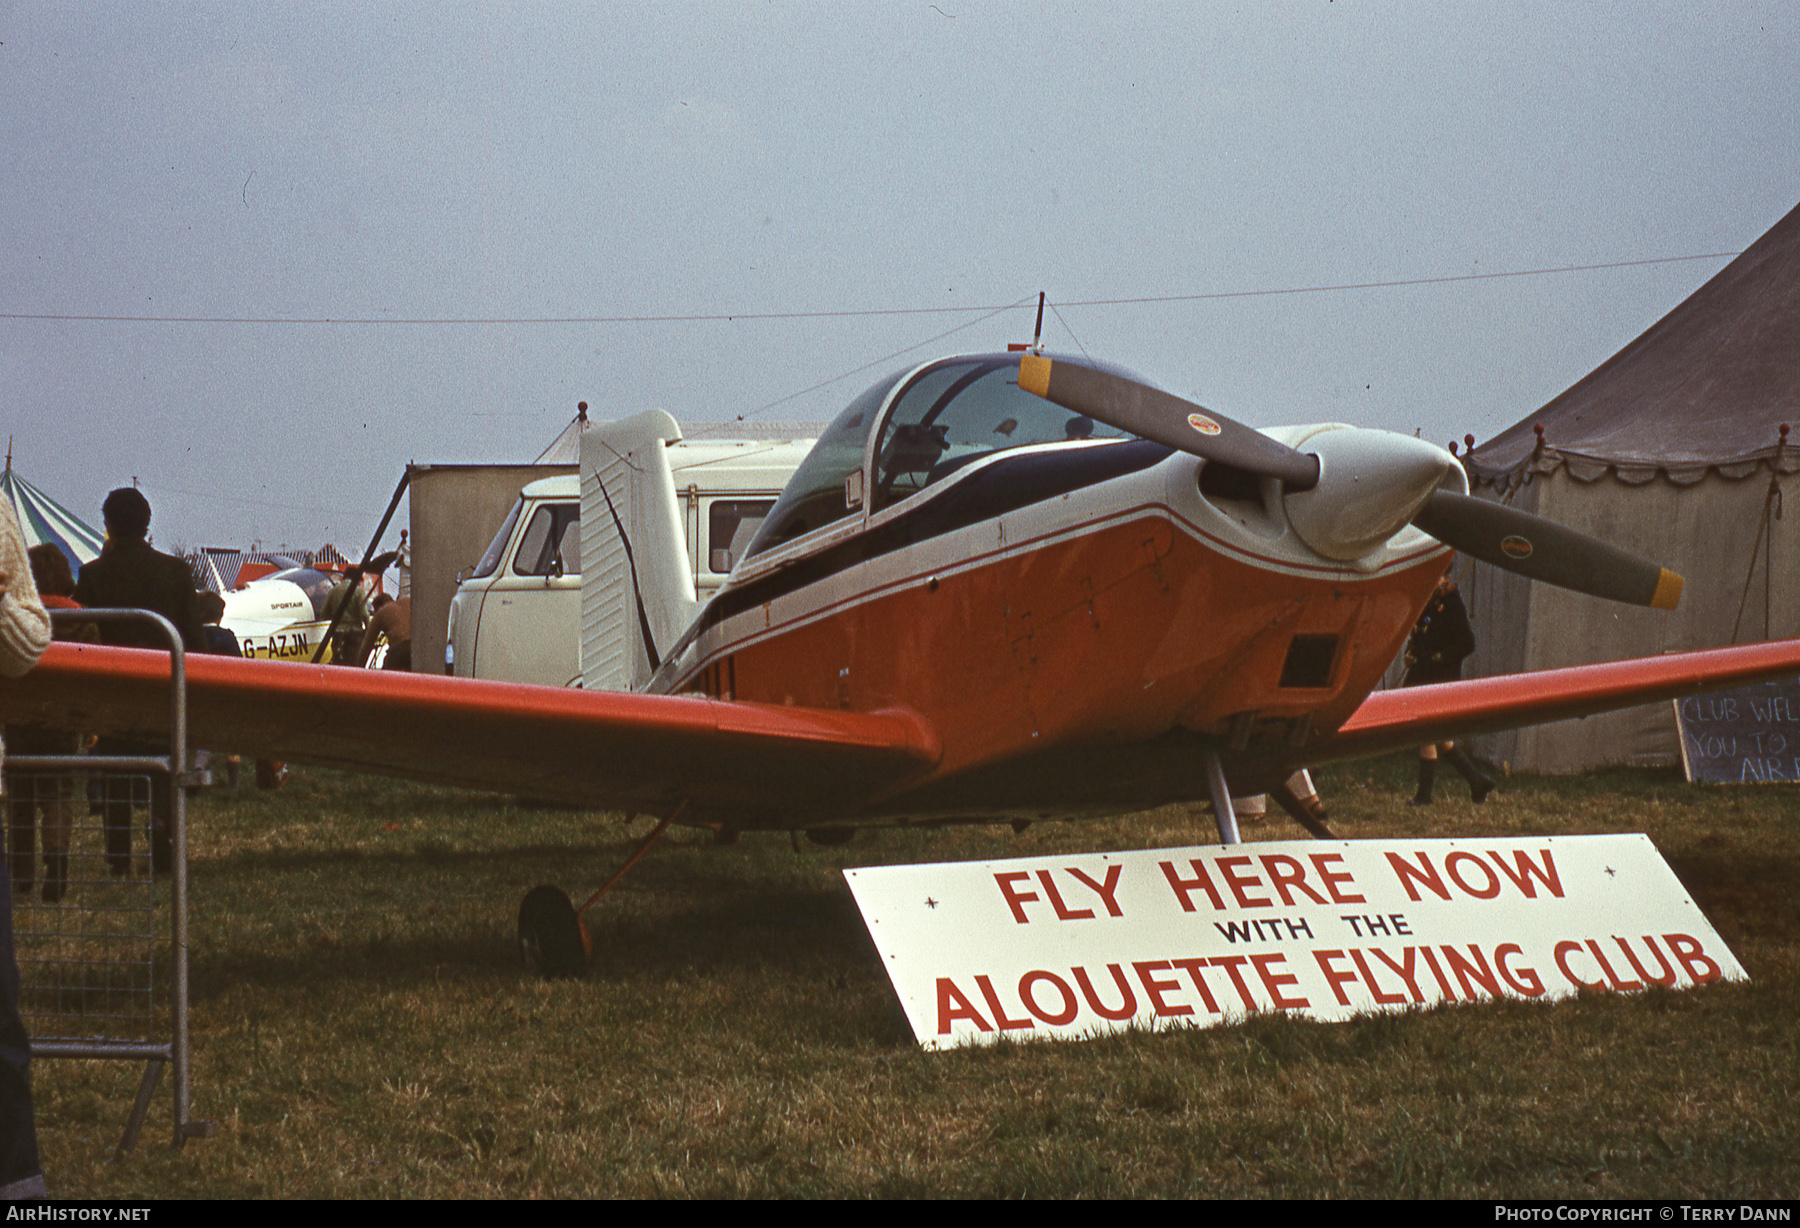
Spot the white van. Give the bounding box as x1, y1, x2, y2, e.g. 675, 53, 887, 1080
446, 420, 812, 687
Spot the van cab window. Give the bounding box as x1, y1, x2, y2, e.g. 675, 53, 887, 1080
470, 498, 525, 579
512, 503, 581, 577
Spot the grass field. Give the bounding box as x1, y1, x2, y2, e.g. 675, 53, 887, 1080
27, 756, 1800, 1198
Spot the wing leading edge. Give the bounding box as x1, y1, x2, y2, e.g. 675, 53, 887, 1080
1321, 638, 1800, 763
0, 643, 941, 824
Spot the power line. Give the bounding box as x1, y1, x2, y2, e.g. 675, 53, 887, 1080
0, 252, 1739, 326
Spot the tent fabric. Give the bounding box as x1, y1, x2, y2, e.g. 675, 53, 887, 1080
534, 409, 588, 464
1456, 199, 1800, 773
1469, 199, 1800, 484
0, 467, 104, 574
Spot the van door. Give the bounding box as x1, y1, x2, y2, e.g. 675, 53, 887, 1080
473, 500, 582, 686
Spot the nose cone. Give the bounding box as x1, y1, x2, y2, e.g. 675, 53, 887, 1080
1282, 429, 1454, 561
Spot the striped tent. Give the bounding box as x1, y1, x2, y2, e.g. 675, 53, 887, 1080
0, 465, 104, 573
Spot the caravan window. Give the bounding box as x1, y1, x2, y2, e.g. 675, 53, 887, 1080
512, 503, 581, 577
707, 499, 775, 575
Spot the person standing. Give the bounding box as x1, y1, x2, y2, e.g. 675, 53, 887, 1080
0, 503, 53, 1199
6, 546, 86, 902
1403, 573, 1495, 805
72, 488, 204, 873
358, 593, 412, 671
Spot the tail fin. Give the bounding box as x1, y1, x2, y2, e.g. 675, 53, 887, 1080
580, 411, 700, 692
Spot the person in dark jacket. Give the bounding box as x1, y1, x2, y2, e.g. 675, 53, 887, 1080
72, 488, 204, 874
71, 488, 204, 652
1403, 575, 1495, 805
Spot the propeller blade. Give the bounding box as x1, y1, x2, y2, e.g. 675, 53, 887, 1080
1413, 490, 1683, 609
1018, 354, 1320, 491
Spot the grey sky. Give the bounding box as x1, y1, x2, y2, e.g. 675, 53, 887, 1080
2, 2, 1794, 552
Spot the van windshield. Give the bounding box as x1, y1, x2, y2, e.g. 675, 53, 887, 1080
470, 498, 524, 580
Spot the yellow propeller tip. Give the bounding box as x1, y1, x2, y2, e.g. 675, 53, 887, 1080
1651, 569, 1683, 611
1018, 353, 1052, 398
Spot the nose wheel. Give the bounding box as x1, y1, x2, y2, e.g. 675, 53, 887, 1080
518, 885, 587, 978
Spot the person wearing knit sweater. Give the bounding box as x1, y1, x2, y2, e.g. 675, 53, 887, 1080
0, 501, 52, 1200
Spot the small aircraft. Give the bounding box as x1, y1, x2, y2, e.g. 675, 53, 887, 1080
216, 554, 400, 664
12, 343, 1800, 977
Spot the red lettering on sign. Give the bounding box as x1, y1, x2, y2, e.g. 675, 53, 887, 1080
1258, 853, 1329, 906
1207, 955, 1260, 1012
1486, 848, 1564, 898
1441, 944, 1502, 999
1159, 859, 1226, 912
1170, 958, 1223, 1014
1349, 948, 1407, 1005
1495, 944, 1544, 997
1410, 948, 1451, 1002
995, 872, 1039, 923
1554, 940, 1603, 991
975, 975, 1034, 1030
1248, 952, 1309, 1009
1613, 936, 1676, 988
1386, 851, 1452, 902
1132, 961, 1192, 1018
1072, 964, 1138, 1021
1019, 970, 1079, 1025
1313, 950, 1357, 1006
1369, 946, 1427, 1003
1216, 856, 1272, 909
1309, 853, 1365, 904
1585, 939, 1642, 991
1663, 933, 1722, 985
936, 978, 992, 1034
1036, 870, 1093, 921
1444, 851, 1501, 899
1065, 864, 1125, 917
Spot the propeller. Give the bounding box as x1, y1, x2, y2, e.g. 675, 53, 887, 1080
1413, 489, 1681, 609
1018, 353, 1320, 491
1016, 353, 1683, 609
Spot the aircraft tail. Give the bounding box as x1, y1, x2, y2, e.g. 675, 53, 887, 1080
580, 411, 700, 692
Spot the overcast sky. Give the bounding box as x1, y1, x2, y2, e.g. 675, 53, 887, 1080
2, 2, 1795, 552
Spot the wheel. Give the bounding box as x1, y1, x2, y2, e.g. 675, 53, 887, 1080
518, 885, 586, 979
805, 827, 855, 847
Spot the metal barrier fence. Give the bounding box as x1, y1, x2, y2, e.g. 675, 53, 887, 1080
6, 608, 215, 1154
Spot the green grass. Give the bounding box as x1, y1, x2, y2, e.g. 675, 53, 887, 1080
28, 758, 1800, 1198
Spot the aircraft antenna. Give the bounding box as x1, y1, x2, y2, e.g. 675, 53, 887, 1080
1032, 292, 1045, 353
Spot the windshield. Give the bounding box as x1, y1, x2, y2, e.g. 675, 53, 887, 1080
469, 497, 525, 579
870, 357, 1125, 511
742, 354, 1133, 561
264, 567, 336, 619
741, 368, 908, 559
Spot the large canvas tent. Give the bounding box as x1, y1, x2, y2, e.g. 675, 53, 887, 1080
0, 463, 105, 575
1462, 200, 1800, 772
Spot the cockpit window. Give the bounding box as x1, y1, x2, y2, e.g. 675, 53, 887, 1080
742, 369, 907, 559
870, 357, 1126, 511
741, 353, 1135, 562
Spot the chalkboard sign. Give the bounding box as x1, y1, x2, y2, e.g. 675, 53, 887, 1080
1673, 677, 1800, 783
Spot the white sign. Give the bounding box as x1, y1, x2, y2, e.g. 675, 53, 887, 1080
844, 835, 1744, 1050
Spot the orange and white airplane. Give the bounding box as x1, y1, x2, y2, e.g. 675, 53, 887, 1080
12, 345, 1800, 974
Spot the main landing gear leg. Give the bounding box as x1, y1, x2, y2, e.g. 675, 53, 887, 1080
517, 802, 688, 979
1202, 746, 1240, 846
